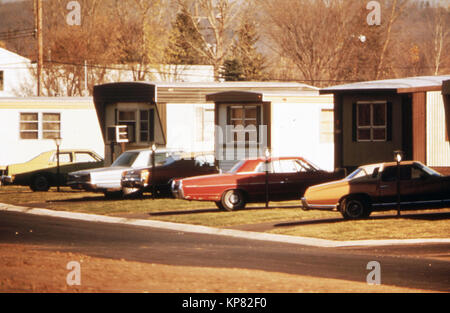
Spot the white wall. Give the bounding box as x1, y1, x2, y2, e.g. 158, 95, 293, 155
0, 99, 104, 167
427, 91, 450, 167
165, 102, 215, 153
270, 96, 335, 171
0, 48, 35, 97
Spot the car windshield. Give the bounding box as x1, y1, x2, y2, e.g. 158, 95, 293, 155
418, 163, 442, 177
153, 152, 180, 166
228, 160, 246, 173
346, 168, 368, 179
296, 158, 320, 171
111, 151, 140, 167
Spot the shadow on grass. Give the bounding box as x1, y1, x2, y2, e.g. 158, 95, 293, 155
274, 211, 450, 228
149, 203, 301, 216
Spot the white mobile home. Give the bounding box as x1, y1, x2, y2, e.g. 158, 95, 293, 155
93, 82, 335, 170
0, 97, 104, 171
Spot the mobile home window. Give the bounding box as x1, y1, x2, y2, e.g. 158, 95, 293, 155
320, 109, 334, 143
227, 105, 260, 143
20, 113, 39, 139
42, 113, 61, 139
357, 102, 387, 142
118, 111, 136, 143
117, 109, 155, 143
139, 109, 155, 143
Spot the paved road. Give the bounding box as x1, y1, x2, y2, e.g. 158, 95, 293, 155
0, 210, 449, 292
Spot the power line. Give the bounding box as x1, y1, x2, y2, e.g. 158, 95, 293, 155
0, 28, 36, 41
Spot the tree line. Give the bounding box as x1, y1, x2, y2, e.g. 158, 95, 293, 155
0, 0, 449, 96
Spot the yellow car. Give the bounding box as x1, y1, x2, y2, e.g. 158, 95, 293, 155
1, 150, 103, 191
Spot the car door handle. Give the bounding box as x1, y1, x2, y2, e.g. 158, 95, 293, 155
379, 185, 389, 189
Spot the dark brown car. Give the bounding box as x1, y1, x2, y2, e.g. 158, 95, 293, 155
302, 161, 450, 219
121, 153, 218, 197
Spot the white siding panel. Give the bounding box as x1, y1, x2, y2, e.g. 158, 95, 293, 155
426, 91, 450, 166
166, 103, 214, 154
270, 97, 334, 171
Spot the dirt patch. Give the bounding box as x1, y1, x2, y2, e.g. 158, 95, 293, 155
0, 243, 435, 293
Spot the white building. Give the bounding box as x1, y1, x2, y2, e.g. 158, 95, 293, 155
0, 97, 104, 171
0, 47, 215, 97
0, 47, 35, 97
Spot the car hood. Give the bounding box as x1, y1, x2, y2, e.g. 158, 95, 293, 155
306, 178, 349, 193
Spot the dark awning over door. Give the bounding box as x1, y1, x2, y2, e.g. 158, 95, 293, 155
93, 82, 165, 145
443, 80, 450, 142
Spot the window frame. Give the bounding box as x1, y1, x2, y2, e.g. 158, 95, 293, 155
356, 101, 387, 142
0, 70, 4, 91
19, 112, 39, 140
320, 108, 334, 143
42, 113, 61, 139
227, 105, 261, 144
117, 108, 155, 144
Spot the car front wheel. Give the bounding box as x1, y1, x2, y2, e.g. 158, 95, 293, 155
30, 175, 50, 192
221, 189, 246, 211
340, 196, 371, 219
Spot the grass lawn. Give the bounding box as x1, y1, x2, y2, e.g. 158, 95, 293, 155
1, 185, 449, 241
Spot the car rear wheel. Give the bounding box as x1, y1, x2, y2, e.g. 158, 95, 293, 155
341, 196, 371, 219
221, 189, 246, 211
30, 175, 50, 192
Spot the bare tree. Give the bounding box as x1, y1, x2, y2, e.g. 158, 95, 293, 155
113, 0, 173, 81
375, 0, 410, 79
426, 6, 449, 75
260, 0, 374, 87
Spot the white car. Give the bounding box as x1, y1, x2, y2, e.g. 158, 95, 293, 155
67, 148, 180, 197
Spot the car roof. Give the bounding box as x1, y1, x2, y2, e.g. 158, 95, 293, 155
359, 160, 421, 170
243, 156, 307, 162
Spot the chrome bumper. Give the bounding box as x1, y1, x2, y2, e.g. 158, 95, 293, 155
301, 197, 338, 211
66, 181, 96, 191
0, 175, 13, 185
170, 180, 184, 199
121, 176, 145, 189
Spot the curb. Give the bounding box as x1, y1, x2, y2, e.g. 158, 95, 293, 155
1, 203, 450, 248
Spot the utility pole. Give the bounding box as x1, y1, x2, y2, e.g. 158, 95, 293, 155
35, 0, 43, 96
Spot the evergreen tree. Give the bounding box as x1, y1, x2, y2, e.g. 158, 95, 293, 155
220, 59, 244, 81
232, 20, 267, 81
164, 8, 208, 65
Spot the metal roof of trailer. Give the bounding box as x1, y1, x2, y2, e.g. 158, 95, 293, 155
154, 81, 318, 103
93, 81, 319, 104
320, 75, 450, 94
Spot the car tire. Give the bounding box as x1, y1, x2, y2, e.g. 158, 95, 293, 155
30, 175, 50, 192
341, 196, 371, 219
215, 201, 226, 210
221, 189, 246, 211
103, 191, 123, 199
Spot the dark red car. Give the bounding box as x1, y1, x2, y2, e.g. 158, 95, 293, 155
171, 157, 345, 211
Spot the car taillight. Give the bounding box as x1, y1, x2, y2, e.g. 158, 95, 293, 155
141, 169, 150, 182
